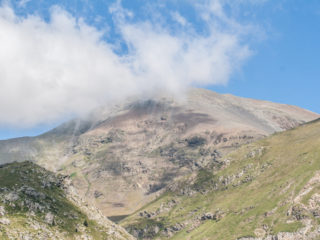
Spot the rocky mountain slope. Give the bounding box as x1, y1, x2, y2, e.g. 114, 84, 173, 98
0, 161, 134, 240
0, 88, 318, 217
120, 118, 320, 239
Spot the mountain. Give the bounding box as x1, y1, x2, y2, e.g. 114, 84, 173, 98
0, 88, 318, 218
0, 161, 134, 240
120, 118, 320, 239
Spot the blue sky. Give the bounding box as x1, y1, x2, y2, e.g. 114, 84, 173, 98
211, 0, 320, 112
0, 0, 319, 140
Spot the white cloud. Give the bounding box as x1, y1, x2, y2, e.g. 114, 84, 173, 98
0, 1, 254, 127
17, 0, 31, 8
171, 11, 187, 26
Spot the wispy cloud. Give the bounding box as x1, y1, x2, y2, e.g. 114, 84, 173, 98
0, 0, 259, 127
17, 0, 31, 8
171, 11, 187, 26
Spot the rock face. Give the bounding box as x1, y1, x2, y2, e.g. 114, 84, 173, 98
0, 88, 318, 217
0, 161, 134, 240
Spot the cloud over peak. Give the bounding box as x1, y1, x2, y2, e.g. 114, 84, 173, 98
0, 0, 256, 127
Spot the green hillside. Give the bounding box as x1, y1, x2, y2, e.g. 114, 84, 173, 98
121, 119, 320, 239
0, 161, 133, 240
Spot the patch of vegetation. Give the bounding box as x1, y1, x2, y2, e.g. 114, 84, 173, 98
273, 221, 303, 234
109, 215, 130, 223
70, 172, 77, 178
192, 168, 216, 191
126, 218, 166, 239
186, 136, 206, 148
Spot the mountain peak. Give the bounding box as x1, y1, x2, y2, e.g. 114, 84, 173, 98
0, 89, 318, 217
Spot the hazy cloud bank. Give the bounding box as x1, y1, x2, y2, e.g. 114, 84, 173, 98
0, 0, 257, 127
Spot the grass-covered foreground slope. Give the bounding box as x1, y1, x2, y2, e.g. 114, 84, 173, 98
0, 161, 134, 240
121, 119, 320, 240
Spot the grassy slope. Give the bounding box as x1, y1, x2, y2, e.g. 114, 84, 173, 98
121, 119, 320, 239
0, 161, 126, 239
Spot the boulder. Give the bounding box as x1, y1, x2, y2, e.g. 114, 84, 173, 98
45, 212, 55, 225
0, 217, 10, 225
0, 206, 5, 216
